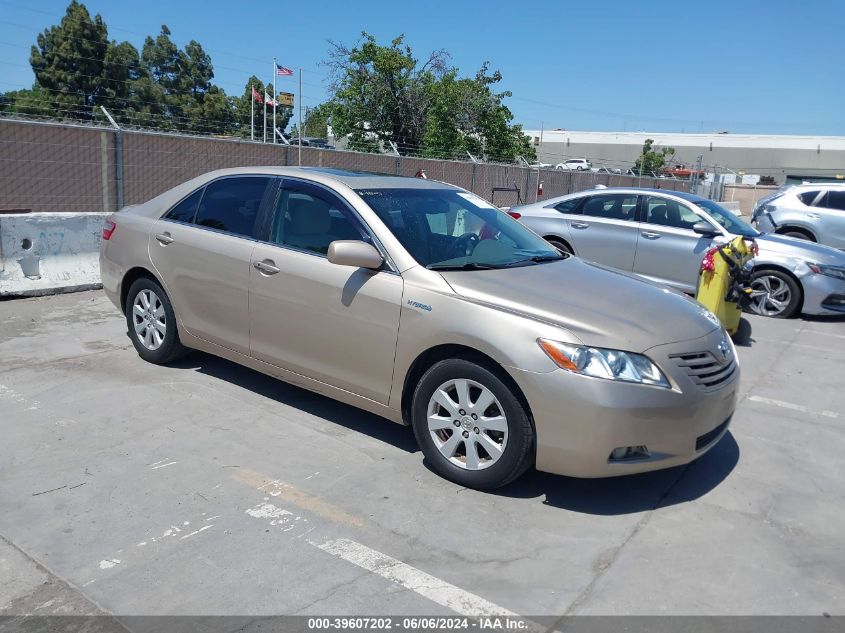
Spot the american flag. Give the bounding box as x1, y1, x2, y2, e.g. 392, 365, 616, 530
276, 64, 293, 76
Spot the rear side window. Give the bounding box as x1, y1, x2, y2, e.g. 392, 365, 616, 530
194, 176, 271, 238
553, 199, 583, 214
798, 191, 820, 205
581, 194, 638, 221
164, 189, 203, 223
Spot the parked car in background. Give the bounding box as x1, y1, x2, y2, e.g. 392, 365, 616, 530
752, 182, 845, 249
100, 168, 738, 489
555, 158, 592, 171
513, 187, 845, 318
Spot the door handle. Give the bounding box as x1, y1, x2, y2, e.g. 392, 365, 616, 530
253, 260, 280, 275
641, 231, 661, 239
154, 232, 174, 245
571, 222, 589, 229
807, 213, 821, 219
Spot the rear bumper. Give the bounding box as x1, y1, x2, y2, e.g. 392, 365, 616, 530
509, 329, 739, 478
99, 243, 123, 312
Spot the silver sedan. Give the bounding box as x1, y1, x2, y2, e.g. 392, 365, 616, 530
513, 187, 845, 317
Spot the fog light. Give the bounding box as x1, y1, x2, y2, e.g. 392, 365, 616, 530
609, 445, 651, 462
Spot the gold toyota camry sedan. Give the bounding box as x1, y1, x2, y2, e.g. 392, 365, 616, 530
100, 167, 738, 489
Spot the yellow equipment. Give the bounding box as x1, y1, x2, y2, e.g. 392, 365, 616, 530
695, 236, 755, 336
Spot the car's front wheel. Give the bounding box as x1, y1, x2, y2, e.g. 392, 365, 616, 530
747, 269, 801, 318
125, 277, 189, 364
411, 359, 534, 489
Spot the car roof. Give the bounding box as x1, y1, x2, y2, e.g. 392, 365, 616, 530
550, 187, 709, 203
190, 166, 459, 191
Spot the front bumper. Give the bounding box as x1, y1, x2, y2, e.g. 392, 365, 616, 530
510, 328, 739, 478
800, 272, 845, 315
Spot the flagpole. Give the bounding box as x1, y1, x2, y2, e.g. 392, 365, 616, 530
272, 58, 277, 144
298, 67, 302, 166
262, 89, 266, 143
250, 82, 254, 141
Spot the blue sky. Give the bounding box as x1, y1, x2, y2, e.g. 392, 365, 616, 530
1, 0, 842, 135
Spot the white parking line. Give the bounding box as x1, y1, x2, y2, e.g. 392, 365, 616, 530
314, 538, 519, 617
748, 395, 838, 419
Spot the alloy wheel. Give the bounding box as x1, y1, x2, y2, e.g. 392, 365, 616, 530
748, 275, 792, 317
132, 289, 166, 350
426, 378, 508, 471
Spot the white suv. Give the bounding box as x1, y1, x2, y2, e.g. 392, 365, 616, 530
752, 182, 845, 250
555, 159, 592, 171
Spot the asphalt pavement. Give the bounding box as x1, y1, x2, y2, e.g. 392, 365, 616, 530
0, 290, 843, 623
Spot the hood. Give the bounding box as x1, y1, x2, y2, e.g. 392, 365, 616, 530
440, 257, 719, 353
755, 234, 845, 265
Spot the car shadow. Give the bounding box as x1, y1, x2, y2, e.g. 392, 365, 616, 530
801, 314, 845, 323
166, 347, 739, 515
488, 432, 739, 515
167, 351, 420, 453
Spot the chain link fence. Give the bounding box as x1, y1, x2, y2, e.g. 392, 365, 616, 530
1, 118, 690, 213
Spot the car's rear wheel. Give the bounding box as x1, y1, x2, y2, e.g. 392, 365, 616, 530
125, 277, 189, 364
546, 237, 573, 255
747, 269, 801, 318
411, 359, 534, 489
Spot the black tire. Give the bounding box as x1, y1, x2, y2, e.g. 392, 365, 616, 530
546, 237, 573, 255
780, 229, 815, 242
747, 269, 802, 319
411, 359, 534, 490
124, 277, 190, 364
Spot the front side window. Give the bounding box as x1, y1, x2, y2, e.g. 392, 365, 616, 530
693, 199, 759, 238
581, 194, 638, 221
644, 196, 702, 230
355, 188, 561, 270
193, 176, 271, 238
270, 185, 365, 255
820, 190, 845, 212
164, 188, 203, 223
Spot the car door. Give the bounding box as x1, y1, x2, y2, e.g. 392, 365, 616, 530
632, 194, 725, 293
564, 193, 641, 270
812, 190, 845, 248
148, 175, 273, 354
248, 178, 403, 404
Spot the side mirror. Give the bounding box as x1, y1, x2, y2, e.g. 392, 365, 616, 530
327, 240, 384, 270
692, 221, 719, 237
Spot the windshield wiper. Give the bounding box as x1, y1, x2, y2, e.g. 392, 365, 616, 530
426, 262, 500, 271
500, 254, 563, 267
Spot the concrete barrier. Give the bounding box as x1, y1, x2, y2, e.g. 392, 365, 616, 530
0, 212, 110, 297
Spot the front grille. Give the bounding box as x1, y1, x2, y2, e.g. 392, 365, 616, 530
669, 350, 737, 392
696, 417, 731, 451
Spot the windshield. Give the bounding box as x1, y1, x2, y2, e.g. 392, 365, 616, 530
355, 188, 563, 270
694, 199, 760, 238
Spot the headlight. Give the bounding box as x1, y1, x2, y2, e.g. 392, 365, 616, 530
807, 263, 845, 281
538, 339, 670, 388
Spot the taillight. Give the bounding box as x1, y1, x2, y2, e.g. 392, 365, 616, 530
102, 220, 116, 240
507, 211, 521, 220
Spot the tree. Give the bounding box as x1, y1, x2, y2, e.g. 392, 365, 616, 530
232, 76, 293, 140
29, 0, 109, 119
324, 32, 449, 153
421, 63, 534, 162
302, 103, 331, 139
324, 33, 533, 162
635, 138, 675, 176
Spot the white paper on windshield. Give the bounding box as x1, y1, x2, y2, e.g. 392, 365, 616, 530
456, 192, 499, 210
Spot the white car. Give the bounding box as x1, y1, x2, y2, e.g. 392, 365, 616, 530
554, 159, 592, 171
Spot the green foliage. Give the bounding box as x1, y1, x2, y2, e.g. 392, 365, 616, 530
302, 103, 331, 139
324, 33, 533, 162
28, 0, 108, 119
635, 139, 675, 175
